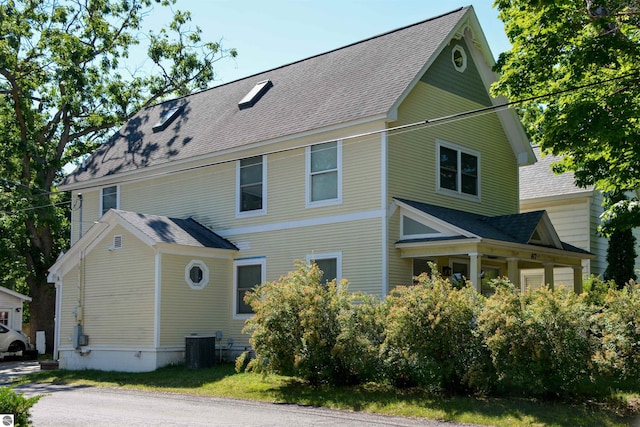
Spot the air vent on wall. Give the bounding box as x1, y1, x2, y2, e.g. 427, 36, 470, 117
238, 79, 273, 110
112, 235, 123, 250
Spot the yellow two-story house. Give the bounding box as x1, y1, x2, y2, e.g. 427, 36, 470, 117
48, 6, 591, 372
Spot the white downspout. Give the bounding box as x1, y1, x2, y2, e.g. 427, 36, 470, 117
381, 130, 389, 297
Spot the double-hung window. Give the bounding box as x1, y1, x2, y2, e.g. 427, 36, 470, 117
233, 258, 266, 318
437, 141, 479, 199
307, 141, 341, 206
306, 252, 342, 285
101, 185, 119, 215
237, 156, 266, 216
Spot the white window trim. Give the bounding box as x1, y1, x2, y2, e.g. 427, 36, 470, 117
236, 155, 267, 218
185, 260, 209, 290
305, 140, 342, 208
451, 44, 467, 73
100, 185, 120, 216
400, 211, 443, 240
436, 140, 481, 202
233, 257, 266, 319
306, 251, 342, 285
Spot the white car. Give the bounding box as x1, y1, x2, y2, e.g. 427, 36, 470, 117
0, 324, 30, 354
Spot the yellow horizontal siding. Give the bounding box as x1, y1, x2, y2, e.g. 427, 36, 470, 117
81, 225, 155, 347
159, 255, 231, 346
388, 82, 519, 217
70, 122, 385, 246
59, 271, 80, 347
225, 218, 384, 346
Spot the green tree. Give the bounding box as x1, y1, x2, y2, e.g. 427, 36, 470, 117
0, 0, 236, 351
492, 0, 640, 235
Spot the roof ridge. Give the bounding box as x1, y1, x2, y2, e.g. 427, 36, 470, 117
146, 7, 468, 109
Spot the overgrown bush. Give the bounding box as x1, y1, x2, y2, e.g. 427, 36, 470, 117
333, 293, 387, 384
478, 284, 595, 397
0, 387, 42, 426
382, 270, 490, 393
590, 281, 640, 382
243, 262, 354, 385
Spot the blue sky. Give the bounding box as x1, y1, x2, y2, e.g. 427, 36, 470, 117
142, 1, 509, 87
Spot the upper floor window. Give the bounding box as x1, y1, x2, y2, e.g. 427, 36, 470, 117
451, 45, 467, 73
233, 258, 266, 318
237, 156, 266, 216
437, 141, 479, 199
307, 141, 342, 207
101, 185, 119, 215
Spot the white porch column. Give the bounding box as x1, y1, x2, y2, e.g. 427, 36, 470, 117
572, 265, 583, 294
507, 258, 519, 288
543, 262, 555, 290
469, 252, 482, 292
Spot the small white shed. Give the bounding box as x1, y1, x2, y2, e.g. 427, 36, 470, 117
0, 287, 31, 331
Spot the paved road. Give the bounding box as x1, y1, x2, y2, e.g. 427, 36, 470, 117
2, 361, 477, 427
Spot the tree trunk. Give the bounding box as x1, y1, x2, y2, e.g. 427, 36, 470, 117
27, 275, 56, 355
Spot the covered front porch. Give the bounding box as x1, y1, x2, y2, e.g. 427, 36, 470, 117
398, 239, 589, 294
392, 198, 593, 294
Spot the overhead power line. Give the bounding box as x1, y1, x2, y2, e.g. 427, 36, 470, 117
2, 68, 639, 215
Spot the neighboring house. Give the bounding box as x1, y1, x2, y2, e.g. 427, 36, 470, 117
0, 287, 31, 332
520, 146, 639, 287
48, 6, 591, 372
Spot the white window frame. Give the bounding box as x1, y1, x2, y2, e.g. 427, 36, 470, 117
306, 251, 342, 285
451, 44, 467, 73
233, 257, 266, 319
185, 260, 209, 290
236, 155, 267, 218
306, 140, 342, 208
436, 140, 480, 202
100, 185, 120, 216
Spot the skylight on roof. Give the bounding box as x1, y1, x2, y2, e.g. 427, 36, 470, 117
152, 105, 183, 132
238, 79, 273, 110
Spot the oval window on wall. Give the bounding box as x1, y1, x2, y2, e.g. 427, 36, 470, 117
451, 45, 467, 73
185, 260, 209, 290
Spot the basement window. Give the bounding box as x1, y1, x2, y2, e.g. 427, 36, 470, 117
152, 105, 183, 132
238, 79, 273, 110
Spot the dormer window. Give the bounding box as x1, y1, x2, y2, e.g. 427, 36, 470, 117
152, 105, 183, 132
238, 79, 273, 110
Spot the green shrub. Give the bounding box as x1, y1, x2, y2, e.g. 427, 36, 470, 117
382, 270, 490, 393
333, 293, 387, 384
583, 275, 617, 306
478, 284, 595, 397
243, 261, 352, 385
0, 387, 42, 427
591, 282, 640, 382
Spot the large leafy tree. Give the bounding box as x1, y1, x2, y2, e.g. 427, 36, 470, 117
492, 0, 640, 235
0, 0, 236, 351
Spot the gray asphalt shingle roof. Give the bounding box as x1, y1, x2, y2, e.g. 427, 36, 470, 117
519, 146, 594, 200
113, 209, 237, 250
395, 198, 591, 254
63, 7, 469, 186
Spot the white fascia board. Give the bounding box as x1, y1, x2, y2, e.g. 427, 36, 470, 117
59, 114, 389, 192
156, 243, 236, 258
459, 15, 535, 167
0, 287, 32, 302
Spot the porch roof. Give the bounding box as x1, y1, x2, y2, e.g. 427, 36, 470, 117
394, 198, 591, 256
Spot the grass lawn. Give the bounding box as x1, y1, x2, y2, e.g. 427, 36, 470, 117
18, 363, 640, 427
